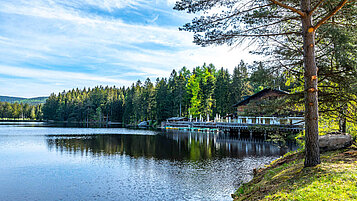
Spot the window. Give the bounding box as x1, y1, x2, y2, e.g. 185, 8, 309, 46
280, 119, 288, 125
265, 119, 270, 124
252, 118, 256, 124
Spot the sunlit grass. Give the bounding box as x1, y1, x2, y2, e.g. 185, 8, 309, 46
233, 146, 357, 201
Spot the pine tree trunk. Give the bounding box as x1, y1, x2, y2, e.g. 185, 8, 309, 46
301, 0, 321, 167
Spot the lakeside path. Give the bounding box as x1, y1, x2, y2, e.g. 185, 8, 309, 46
233, 144, 357, 200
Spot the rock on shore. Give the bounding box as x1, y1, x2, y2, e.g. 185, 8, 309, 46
319, 133, 353, 151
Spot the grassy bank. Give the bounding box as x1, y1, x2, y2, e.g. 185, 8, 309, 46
232, 144, 357, 201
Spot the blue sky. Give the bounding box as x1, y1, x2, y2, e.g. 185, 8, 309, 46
0, 0, 256, 98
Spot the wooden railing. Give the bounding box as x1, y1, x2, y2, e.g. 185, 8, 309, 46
165, 121, 303, 132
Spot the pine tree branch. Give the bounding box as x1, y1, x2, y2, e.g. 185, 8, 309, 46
195, 4, 274, 28
309, 0, 326, 15
327, 22, 357, 27
285, 34, 304, 54
197, 31, 301, 46
267, 34, 303, 54
314, 0, 349, 29
227, 32, 300, 38
268, 0, 306, 17
239, 17, 300, 34
277, 60, 304, 75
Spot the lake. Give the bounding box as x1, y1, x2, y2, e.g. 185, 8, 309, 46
0, 122, 297, 200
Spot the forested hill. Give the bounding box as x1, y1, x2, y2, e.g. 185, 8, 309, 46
0, 96, 48, 104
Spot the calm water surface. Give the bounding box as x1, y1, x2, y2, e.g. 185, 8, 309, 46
0, 122, 297, 200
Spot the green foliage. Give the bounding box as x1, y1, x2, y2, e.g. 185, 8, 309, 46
230, 60, 253, 104
214, 68, 231, 116
187, 74, 201, 117
198, 64, 216, 118
36, 63, 289, 124
249, 62, 285, 93
319, 114, 357, 139
0, 102, 42, 120
155, 78, 171, 122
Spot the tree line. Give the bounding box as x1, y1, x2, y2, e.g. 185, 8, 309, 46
41, 61, 286, 124
0, 102, 42, 120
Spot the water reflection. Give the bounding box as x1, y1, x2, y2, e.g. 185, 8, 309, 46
0, 124, 298, 201
46, 131, 297, 160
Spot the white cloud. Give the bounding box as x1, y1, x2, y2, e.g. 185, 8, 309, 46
0, 65, 132, 85
0, 0, 260, 97
165, 0, 177, 6
83, 0, 145, 11
147, 14, 160, 23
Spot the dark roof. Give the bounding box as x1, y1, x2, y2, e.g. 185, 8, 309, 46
233, 88, 289, 107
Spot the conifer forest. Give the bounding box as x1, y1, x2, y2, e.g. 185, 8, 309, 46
28, 61, 286, 124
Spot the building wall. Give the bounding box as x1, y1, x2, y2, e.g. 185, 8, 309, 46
234, 116, 304, 125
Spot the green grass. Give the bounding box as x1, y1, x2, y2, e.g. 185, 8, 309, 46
232, 145, 357, 201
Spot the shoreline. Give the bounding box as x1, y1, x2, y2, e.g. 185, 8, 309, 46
232, 144, 357, 200
0, 119, 44, 122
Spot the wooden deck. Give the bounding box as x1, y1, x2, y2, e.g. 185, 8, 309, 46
164, 121, 303, 133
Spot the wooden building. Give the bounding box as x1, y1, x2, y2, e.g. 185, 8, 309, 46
232, 88, 304, 126
233, 88, 289, 113
163, 88, 304, 133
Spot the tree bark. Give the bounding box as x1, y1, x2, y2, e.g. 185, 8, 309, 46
301, 0, 321, 167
